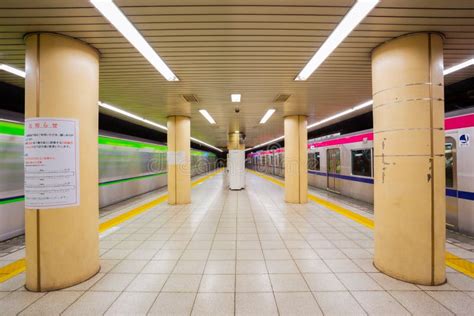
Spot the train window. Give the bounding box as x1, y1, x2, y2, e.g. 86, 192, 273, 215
314, 152, 320, 170
351, 149, 372, 177
308, 152, 320, 170
445, 142, 455, 188
307, 153, 314, 170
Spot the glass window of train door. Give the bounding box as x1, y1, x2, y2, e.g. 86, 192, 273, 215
327, 148, 340, 191
314, 152, 320, 171
308, 152, 314, 170
445, 137, 456, 189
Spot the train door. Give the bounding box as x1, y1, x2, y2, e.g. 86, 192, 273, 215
327, 148, 341, 192
445, 136, 458, 230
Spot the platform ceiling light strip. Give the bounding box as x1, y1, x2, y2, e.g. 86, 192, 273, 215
90, 0, 178, 81
0, 64, 25, 78
199, 109, 216, 124
444, 58, 474, 75
260, 109, 276, 124
190, 137, 222, 152
307, 100, 373, 129
231, 94, 241, 102
99, 102, 223, 152
295, 0, 378, 81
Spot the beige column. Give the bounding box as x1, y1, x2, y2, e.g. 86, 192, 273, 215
372, 32, 445, 285
24, 33, 100, 291
284, 115, 308, 203
227, 132, 245, 150
167, 116, 191, 204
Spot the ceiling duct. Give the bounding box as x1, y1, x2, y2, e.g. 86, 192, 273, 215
274, 94, 291, 103
182, 94, 199, 103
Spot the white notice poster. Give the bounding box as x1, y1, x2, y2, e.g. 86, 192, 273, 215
24, 118, 80, 209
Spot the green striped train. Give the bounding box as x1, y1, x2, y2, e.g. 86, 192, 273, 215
0, 120, 218, 241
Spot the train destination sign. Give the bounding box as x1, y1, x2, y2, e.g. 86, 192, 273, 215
24, 118, 80, 209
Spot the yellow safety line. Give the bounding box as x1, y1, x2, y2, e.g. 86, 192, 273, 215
0, 259, 25, 283
0, 168, 223, 283
248, 169, 474, 278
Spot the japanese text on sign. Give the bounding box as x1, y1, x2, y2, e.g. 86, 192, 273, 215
24, 118, 80, 209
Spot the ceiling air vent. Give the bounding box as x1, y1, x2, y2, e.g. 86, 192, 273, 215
182, 94, 199, 103
274, 94, 291, 103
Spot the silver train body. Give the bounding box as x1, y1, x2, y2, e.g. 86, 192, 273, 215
247, 109, 474, 236
0, 123, 217, 241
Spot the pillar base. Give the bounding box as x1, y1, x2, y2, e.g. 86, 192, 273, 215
373, 261, 446, 286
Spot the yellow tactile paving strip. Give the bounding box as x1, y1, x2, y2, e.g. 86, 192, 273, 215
247, 169, 474, 279
0, 168, 223, 284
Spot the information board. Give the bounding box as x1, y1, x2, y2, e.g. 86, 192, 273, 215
24, 118, 80, 209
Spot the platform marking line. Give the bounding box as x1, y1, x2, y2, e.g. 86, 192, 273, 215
0, 168, 223, 284
248, 169, 474, 278
0, 259, 26, 283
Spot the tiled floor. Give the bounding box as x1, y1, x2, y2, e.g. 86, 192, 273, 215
0, 171, 473, 315
308, 183, 474, 256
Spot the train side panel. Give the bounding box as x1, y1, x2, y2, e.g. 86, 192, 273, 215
447, 126, 474, 235
0, 123, 217, 241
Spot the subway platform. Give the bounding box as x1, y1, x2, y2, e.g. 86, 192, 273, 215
0, 170, 473, 315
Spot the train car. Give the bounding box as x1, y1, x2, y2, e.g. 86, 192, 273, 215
0, 119, 217, 241
247, 108, 474, 236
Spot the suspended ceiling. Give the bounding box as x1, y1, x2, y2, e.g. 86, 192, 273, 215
0, 0, 473, 149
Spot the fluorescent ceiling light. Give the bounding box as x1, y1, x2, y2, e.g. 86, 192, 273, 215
444, 58, 474, 75
90, 0, 178, 81
199, 109, 216, 124
99, 101, 168, 130
0, 64, 25, 78
295, 0, 378, 81
260, 109, 276, 124
231, 94, 241, 102
190, 137, 222, 152
246, 136, 284, 151
99, 101, 223, 152
307, 100, 373, 129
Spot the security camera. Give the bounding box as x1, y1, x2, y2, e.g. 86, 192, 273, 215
234, 107, 240, 113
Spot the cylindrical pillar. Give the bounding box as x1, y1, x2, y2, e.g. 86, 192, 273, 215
227, 132, 245, 150
167, 116, 191, 204
284, 115, 308, 204
372, 32, 446, 285
24, 33, 100, 291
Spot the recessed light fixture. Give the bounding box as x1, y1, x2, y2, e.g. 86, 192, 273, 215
99, 102, 222, 152
199, 109, 216, 124
260, 109, 276, 124
444, 58, 474, 75
0, 64, 25, 78
234, 131, 239, 133
90, 0, 179, 81
295, 0, 379, 81
231, 94, 241, 103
